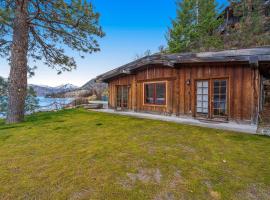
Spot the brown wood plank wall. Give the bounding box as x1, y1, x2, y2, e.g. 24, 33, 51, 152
107, 63, 260, 123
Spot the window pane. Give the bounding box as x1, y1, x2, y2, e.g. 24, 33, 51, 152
221, 86, 226, 94
197, 94, 203, 101
214, 80, 220, 87
203, 108, 208, 113
145, 84, 154, 104
197, 88, 203, 94
203, 88, 208, 94
203, 81, 208, 87
197, 107, 203, 113
197, 81, 202, 87
203, 102, 208, 108
156, 83, 166, 104
203, 95, 208, 101
221, 80, 227, 87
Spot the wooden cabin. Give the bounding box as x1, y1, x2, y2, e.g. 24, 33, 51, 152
97, 47, 270, 125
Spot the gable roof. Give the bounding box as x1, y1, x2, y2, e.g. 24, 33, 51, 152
97, 47, 270, 82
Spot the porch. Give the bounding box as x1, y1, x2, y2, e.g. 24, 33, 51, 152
93, 108, 258, 134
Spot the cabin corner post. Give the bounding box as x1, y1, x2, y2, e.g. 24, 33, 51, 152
251, 67, 260, 125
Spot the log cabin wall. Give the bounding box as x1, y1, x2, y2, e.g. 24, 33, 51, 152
108, 63, 260, 124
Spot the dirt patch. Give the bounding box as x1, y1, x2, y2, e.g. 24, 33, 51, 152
235, 184, 270, 200
169, 170, 183, 189
127, 168, 162, 184
119, 168, 162, 190
209, 190, 221, 200
154, 192, 175, 200
153, 170, 183, 200
202, 179, 221, 200
177, 144, 196, 153
69, 189, 92, 200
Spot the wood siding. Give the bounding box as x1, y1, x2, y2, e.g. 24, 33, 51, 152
108, 63, 261, 123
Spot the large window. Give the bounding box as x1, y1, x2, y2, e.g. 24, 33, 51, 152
144, 82, 166, 105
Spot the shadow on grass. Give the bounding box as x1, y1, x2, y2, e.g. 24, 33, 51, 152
25, 109, 75, 124
0, 126, 20, 131
226, 134, 269, 142
0, 134, 12, 141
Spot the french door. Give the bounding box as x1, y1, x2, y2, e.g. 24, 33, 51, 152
212, 79, 228, 118
116, 85, 129, 109
196, 79, 228, 119
196, 80, 209, 116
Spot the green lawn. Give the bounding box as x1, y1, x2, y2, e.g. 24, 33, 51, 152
0, 109, 270, 200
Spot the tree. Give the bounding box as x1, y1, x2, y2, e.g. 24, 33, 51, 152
0, 77, 39, 116
196, 0, 223, 51
167, 0, 197, 53
25, 87, 39, 113
167, 0, 223, 53
224, 0, 270, 48
0, 0, 104, 123
0, 77, 8, 115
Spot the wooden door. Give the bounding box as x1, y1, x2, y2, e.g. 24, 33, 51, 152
116, 85, 129, 109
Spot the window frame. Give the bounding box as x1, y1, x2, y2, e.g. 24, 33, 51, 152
194, 77, 230, 120
143, 81, 167, 106
212, 79, 228, 117
196, 80, 209, 115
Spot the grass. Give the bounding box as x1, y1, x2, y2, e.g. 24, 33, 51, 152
0, 109, 270, 199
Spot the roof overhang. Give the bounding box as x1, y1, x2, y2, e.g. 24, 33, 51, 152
97, 47, 270, 82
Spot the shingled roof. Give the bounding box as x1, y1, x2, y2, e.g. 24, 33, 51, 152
97, 47, 270, 82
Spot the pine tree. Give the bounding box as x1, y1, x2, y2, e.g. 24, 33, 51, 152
224, 0, 270, 48
167, 0, 223, 53
196, 0, 224, 51
0, 1, 104, 123
167, 0, 197, 53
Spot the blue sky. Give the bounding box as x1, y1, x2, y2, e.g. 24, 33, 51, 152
0, 0, 228, 87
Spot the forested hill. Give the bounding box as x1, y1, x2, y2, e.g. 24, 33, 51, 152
46, 78, 107, 99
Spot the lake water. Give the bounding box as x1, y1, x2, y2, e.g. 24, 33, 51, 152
0, 97, 74, 119
38, 97, 74, 110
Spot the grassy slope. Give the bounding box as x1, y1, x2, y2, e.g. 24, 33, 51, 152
0, 109, 270, 200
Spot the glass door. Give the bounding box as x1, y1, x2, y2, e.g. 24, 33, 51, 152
116, 85, 129, 109
196, 80, 209, 116
212, 79, 228, 118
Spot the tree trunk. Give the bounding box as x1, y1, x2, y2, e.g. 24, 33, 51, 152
6, 1, 29, 124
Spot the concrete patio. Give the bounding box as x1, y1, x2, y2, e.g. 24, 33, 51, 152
93, 109, 258, 134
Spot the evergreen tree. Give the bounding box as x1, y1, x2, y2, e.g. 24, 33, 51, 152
167, 0, 222, 53
196, 0, 224, 51
167, 0, 197, 53
25, 87, 39, 114
0, 77, 8, 115
0, 77, 39, 116
224, 0, 270, 48
0, 1, 104, 123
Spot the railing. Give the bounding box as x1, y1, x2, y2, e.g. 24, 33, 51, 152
0, 99, 108, 119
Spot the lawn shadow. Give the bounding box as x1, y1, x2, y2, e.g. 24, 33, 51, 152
225, 134, 269, 142
0, 126, 20, 131
0, 134, 12, 142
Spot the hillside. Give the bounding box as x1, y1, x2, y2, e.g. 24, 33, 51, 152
46, 78, 107, 99
29, 84, 78, 96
